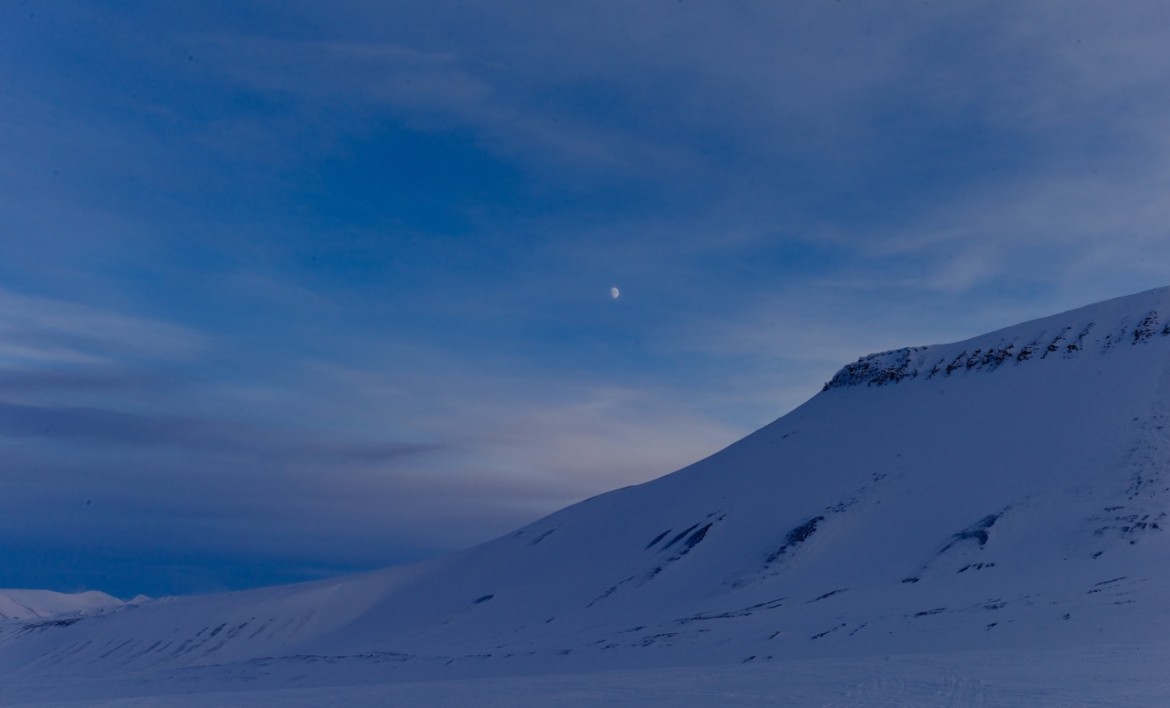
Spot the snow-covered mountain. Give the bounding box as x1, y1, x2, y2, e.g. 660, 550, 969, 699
0, 589, 125, 621
6, 286, 1170, 702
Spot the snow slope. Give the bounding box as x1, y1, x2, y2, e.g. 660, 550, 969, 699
0, 590, 124, 621
6, 286, 1170, 703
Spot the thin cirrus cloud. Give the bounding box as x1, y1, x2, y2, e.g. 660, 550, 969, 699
0, 288, 205, 367
188, 33, 693, 178
0, 400, 438, 467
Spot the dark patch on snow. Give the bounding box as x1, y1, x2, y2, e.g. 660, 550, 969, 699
1091, 507, 1166, 540
914, 607, 947, 617
939, 511, 1003, 554
957, 562, 995, 573
587, 576, 635, 606
527, 528, 556, 546
635, 517, 725, 584
17, 616, 84, 634
1092, 576, 1127, 586
681, 523, 712, 552
635, 632, 678, 647
645, 529, 671, 549
810, 623, 847, 640
662, 523, 701, 551
766, 516, 824, 564
1042, 327, 1072, 358
248, 619, 272, 640
827, 496, 859, 513
98, 639, 135, 660
677, 597, 786, 624
823, 347, 926, 389
1134, 312, 1161, 343
808, 588, 848, 603
1087, 577, 1127, 595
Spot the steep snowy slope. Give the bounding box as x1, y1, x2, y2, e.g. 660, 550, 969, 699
6, 286, 1170, 701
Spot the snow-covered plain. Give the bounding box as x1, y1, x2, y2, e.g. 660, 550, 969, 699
14, 643, 1170, 707
7, 286, 1170, 705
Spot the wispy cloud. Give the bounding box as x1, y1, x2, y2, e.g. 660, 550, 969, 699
189, 32, 697, 176
0, 400, 439, 465
0, 288, 205, 369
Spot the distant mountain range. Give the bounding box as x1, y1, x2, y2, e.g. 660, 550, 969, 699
0, 589, 125, 621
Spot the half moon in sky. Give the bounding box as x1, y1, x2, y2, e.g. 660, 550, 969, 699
610, 286, 620, 299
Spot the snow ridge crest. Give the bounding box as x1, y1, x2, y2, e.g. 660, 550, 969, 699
825, 301, 1169, 391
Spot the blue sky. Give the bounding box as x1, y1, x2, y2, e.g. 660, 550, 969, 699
4, 1, 1170, 598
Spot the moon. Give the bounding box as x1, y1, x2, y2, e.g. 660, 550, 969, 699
610, 286, 620, 300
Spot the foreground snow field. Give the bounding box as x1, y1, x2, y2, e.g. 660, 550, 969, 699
7, 286, 1170, 704
11, 642, 1170, 707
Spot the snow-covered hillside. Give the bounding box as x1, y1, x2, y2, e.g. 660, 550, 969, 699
6, 286, 1170, 704
0, 589, 124, 621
